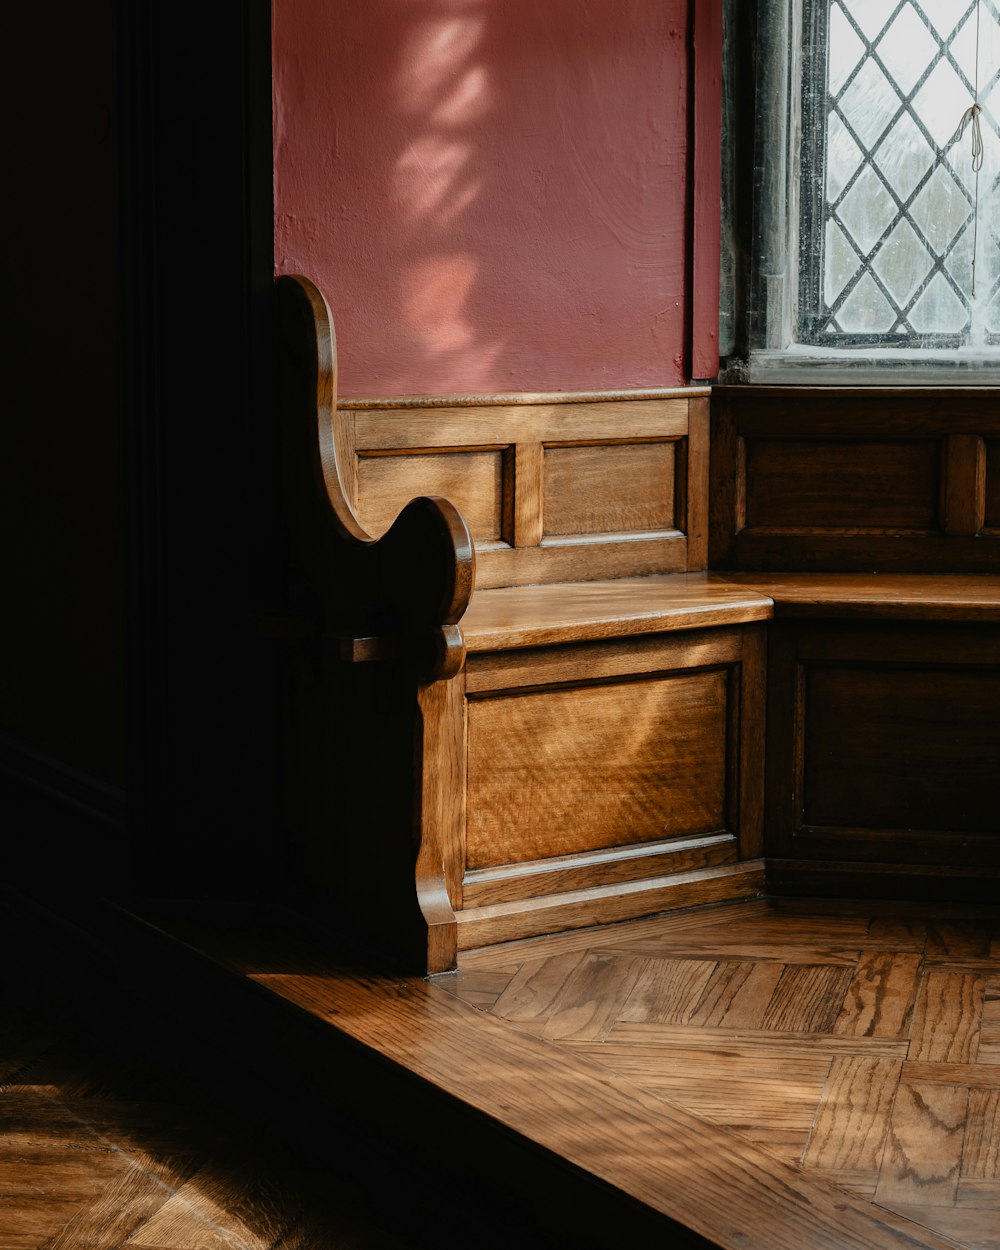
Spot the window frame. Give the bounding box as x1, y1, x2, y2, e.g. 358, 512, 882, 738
735, 0, 1000, 383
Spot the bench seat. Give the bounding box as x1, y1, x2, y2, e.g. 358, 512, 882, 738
717, 571, 1000, 621
461, 573, 773, 651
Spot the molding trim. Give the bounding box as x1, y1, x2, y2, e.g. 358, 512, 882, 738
339, 387, 711, 410
0, 736, 127, 831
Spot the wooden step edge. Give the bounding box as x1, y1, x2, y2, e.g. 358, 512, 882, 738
455, 860, 766, 950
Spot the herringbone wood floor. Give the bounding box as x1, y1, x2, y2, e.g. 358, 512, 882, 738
439, 900, 1000, 1250
0, 999, 408, 1250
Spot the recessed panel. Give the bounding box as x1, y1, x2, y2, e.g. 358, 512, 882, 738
744, 440, 940, 530
543, 442, 675, 536
986, 441, 1000, 530
803, 664, 1000, 834
356, 450, 505, 542
466, 669, 729, 869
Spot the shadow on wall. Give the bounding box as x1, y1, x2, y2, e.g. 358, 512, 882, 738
274, 0, 691, 396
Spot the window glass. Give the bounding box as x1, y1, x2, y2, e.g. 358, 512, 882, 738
801, 0, 1000, 347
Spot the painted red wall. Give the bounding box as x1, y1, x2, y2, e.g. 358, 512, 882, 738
273, 0, 699, 397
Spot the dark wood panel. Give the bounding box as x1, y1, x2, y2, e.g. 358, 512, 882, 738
802, 665, 1000, 836
765, 619, 1000, 886
543, 442, 676, 536
743, 439, 941, 531
466, 669, 731, 868
710, 387, 1000, 571
986, 440, 1000, 530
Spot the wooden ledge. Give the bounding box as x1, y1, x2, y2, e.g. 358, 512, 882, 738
716, 572, 1000, 621
460, 574, 773, 652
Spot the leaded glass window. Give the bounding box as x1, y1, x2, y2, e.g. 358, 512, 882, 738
800, 0, 1000, 347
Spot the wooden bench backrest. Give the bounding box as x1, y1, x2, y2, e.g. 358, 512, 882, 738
340, 392, 710, 589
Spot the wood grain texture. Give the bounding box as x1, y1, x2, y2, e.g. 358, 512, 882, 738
945, 435, 987, 537
986, 440, 1000, 530
461, 574, 773, 652
512, 441, 543, 547
710, 386, 1000, 571
415, 674, 465, 971
743, 439, 941, 531
716, 572, 1000, 621
356, 448, 505, 543
685, 395, 711, 569
543, 442, 675, 536
454, 861, 765, 950
460, 833, 738, 907
451, 901, 1000, 1245
352, 399, 691, 451
465, 669, 729, 866
241, 966, 960, 1250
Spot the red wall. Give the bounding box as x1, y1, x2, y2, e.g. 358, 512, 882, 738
273, 0, 703, 397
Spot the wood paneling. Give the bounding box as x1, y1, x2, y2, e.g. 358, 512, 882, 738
356, 448, 507, 543
764, 616, 1000, 893
744, 439, 941, 531
348, 393, 707, 585
803, 666, 1000, 836
711, 387, 1000, 571
466, 669, 729, 868
986, 440, 1000, 530
543, 442, 675, 536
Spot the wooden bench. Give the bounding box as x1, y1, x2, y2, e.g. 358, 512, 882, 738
277, 275, 770, 971
278, 283, 1000, 973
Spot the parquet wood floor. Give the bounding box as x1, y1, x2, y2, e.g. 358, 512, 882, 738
0, 996, 409, 1250
439, 900, 1000, 1250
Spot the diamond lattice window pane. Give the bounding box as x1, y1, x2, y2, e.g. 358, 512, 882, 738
873, 218, 932, 305
876, 5, 941, 96
799, 0, 997, 346
830, 58, 900, 151
986, 288, 1000, 334
829, 4, 867, 94
908, 272, 968, 331
913, 59, 975, 145
916, 0, 966, 40
826, 112, 865, 200
837, 58, 901, 149
950, 9, 986, 87
825, 220, 861, 303
909, 163, 973, 248
848, 0, 904, 43
944, 221, 977, 290
836, 270, 898, 331
837, 164, 898, 254
872, 110, 935, 200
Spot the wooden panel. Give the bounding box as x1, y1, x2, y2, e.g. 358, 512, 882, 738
474, 533, 688, 588
356, 449, 506, 543
543, 442, 675, 536
711, 387, 1000, 571
944, 434, 986, 536
987, 440, 1000, 530
352, 398, 690, 451
802, 665, 1000, 836
744, 439, 941, 531
466, 669, 731, 868
467, 626, 744, 693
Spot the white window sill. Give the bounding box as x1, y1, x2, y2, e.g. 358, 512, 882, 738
749, 346, 1000, 387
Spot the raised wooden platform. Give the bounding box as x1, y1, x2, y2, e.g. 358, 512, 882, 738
129, 897, 1000, 1250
